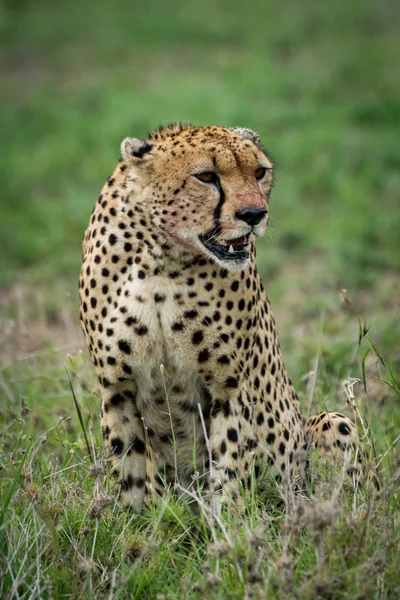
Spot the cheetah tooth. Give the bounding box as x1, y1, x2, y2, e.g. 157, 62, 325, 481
228, 245, 235, 254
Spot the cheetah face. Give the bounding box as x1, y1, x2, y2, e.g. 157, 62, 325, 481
121, 125, 273, 271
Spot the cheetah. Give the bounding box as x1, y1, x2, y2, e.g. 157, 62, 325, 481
79, 123, 366, 513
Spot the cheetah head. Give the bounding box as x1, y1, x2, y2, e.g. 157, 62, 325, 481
121, 124, 273, 271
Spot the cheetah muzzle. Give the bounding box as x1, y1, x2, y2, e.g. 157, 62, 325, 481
199, 230, 252, 266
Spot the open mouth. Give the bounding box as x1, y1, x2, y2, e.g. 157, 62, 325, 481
199, 230, 251, 262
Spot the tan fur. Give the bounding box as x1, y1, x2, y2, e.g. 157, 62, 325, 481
79, 124, 364, 513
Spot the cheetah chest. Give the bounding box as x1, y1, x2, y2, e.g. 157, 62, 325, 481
115, 275, 210, 474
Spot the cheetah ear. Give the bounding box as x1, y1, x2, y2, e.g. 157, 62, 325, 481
121, 137, 153, 162
228, 127, 264, 151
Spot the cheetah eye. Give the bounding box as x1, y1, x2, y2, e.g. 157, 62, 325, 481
194, 171, 218, 184
255, 167, 267, 181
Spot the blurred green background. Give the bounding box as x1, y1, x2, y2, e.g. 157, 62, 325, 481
0, 0, 399, 296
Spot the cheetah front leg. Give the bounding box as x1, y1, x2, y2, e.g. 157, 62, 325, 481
206, 394, 256, 518
101, 387, 147, 511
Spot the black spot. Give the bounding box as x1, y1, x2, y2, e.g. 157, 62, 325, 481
246, 438, 258, 450
198, 349, 210, 362
217, 355, 230, 365
128, 437, 146, 454
122, 362, 133, 375
192, 330, 203, 344
118, 340, 131, 354
226, 468, 236, 480
135, 325, 148, 336
278, 442, 285, 456
111, 393, 124, 406
227, 428, 238, 442
125, 316, 138, 326
338, 421, 351, 435
335, 439, 345, 451
121, 474, 134, 490
256, 412, 264, 426
266, 433, 275, 445
133, 477, 145, 488
224, 377, 238, 389
322, 421, 331, 431
109, 234, 117, 245
110, 438, 124, 455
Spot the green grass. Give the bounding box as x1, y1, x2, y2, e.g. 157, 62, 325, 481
1, 0, 399, 598
1, 320, 399, 599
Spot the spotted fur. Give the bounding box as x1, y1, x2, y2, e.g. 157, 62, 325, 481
79, 123, 365, 512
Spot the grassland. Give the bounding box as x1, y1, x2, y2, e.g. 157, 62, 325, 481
1, 0, 399, 598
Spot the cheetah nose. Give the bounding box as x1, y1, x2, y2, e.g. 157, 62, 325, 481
235, 208, 268, 227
